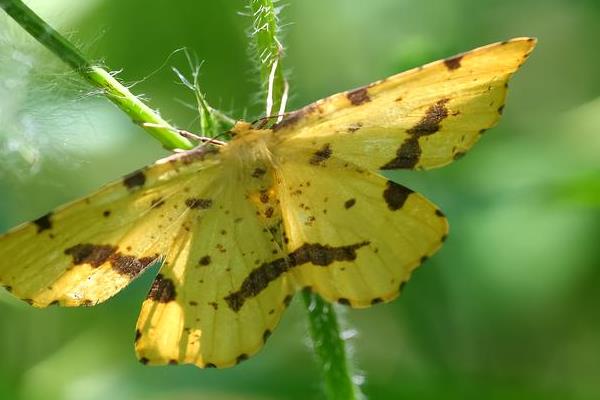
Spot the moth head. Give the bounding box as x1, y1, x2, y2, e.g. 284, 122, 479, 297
230, 121, 254, 138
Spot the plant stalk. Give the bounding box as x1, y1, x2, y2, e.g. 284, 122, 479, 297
247, 1, 363, 398
0, 0, 194, 151
248, 0, 288, 119
302, 291, 363, 400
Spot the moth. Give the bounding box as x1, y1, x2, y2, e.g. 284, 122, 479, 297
0, 38, 536, 368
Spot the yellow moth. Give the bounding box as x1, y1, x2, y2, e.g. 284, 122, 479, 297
0, 38, 536, 368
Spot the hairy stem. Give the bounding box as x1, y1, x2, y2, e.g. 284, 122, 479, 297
0, 0, 194, 151
248, 0, 288, 120
247, 1, 363, 398
302, 291, 363, 400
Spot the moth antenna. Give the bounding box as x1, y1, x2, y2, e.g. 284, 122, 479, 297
178, 130, 227, 146
251, 113, 286, 129
141, 123, 227, 147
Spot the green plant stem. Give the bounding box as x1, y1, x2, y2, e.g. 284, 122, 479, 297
302, 291, 362, 400
248, 0, 287, 118
0, 0, 194, 151
247, 1, 362, 399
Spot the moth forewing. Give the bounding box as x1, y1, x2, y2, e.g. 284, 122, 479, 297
0, 148, 221, 307
272, 38, 537, 172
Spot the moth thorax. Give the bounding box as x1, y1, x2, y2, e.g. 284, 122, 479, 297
224, 125, 272, 169
230, 121, 254, 137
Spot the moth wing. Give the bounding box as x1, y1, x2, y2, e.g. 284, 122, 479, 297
272, 38, 536, 171
0, 149, 220, 307
135, 162, 294, 368
273, 152, 448, 307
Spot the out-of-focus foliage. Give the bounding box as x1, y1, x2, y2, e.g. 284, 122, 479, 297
0, 0, 598, 399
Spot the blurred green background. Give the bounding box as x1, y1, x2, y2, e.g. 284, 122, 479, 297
1, 0, 599, 399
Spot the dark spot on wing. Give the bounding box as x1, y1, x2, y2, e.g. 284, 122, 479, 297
435, 209, 445, 218
347, 122, 363, 133
498, 105, 505, 114
178, 146, 219, 165
168, 359, 178, 365
147, 274, 176, 303
236, 354, 249, 364
443, 55, 463, 70
66, 242, 157, 277
383, 181, 414, 211
103, 210, 111, 217
260, 191, 270, 204
284, 294, 293, 307
224, 241, 370, 312
199, 255, 211, 266
381, 137, 421, 169
139, 357, 149, 365
252, 167, 266, 178
347, 87, 370, 105
338, 298, 350, 305
135, 329, 142, 343
205, 363, 217, 368
271, 104, 316, 131
271, 110, 303, 132
264, 207, 274, 218
381, 99, 450, 170
400, 281, 407, 292
310, 143, 332, 165
291, 241, 369, 267
33, 213, 53, 233
111, 254, 157, 278
453, 151, 466, 160
263, 329, 272, 343
441, 234, 448, 243
344, 198, 356, 209
151, 197, 165, 208
371, 298, 383, 305
186, 198, 213, 209
407, 98, 450, 136
65, 243, 117, 267
123, 169, 146, 189
420, 255, 429, 264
